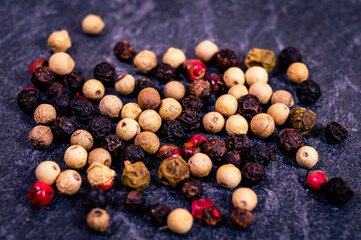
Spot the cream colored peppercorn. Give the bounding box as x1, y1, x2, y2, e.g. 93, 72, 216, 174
134, 131, 160, 154
29, 125, 53, 148
88, 148, 112, 167
287, 62, 309, 84
228, 84, 249, 100
250, 113, 275, 138
99, 95, 123, 119
188, 153, 212, 177
164, 81, 185, 100
158, 98, 182, 120
216, 164, 242, 188
47, 30, 72, 52
245, 66, 268, 86
87, 162, 116, 187
35, 161, 61, 185
49, 52, 75, 75
134, 50, 157, 73
56, 170, 82, 195
249, 82, 273, 104
82, 14, 105, 35
70, 130, 94, 150
86, 208, 110, 232
64, 145, 88, 169
82, 79, 105, 101
34, 104, 57, 125
116, 118, 141, 141
203, 112, 225, 133
115, 74, 135, 95
225, 114, 248, 135
167, 208, 193, 234
267, 103, 290, 126
296, 146, 318, 168
223, 67, 245, 88
121, 103, 142, 120
271, 90, 294, 107
138, 88, 161, 110
163, 47, 186, 68
215, 94, 238, 117
195, 40, 218, 63
232, 187, 258, 211
138, 109, 162, 132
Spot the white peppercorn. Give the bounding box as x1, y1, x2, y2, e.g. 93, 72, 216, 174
49, 52, 75, 75
115, 74, 135, 95
29, 125, 53, 148
164, 81, 185, 100
99, 95, 123, 119
82, 79, 105, 101
245, 66, 268, 86
86, 208, 110, 232
158, 98, 182, 120
88, 148, 112, 167
216, 164, 242, 188
223, 67, 245, 88
87, 162, 116, 187
203, 112, 225, 133
296, 146, 318, 168
134, 131, 160, 154
188, 153, 212, 177
162, 47, 186, 69
250, 113, 275, 138
228, 84, 249, 100
138, 109, 162, 132
64, 145, 88, 169
116, 118, 141, 141
215, 94, 238, 117
35, 161, 61, 185
134, 50, 157, 73
70, 130, 94, 150
271, 90, 294, 107
267, 103, 290, 125
121, 103, 142, 120
167, 208, 193, 234
56, 169, 82, 195
47, 30, 72, 52
82, 14, 105, 35
248, 82, 273, 104
34, 104, 57, 125
225, 114, 248, 135
195, 40, 218, 63
232, 187, 258, 211
287, 62, 309, 84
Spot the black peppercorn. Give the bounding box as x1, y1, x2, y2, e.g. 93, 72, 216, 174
187, 79, 212, 99
177, 111, 201, 131
322, 178, 354, 205
278, 47, 302, 70
244, 144, 275, 167
230, 209, 254, 229
146, 203, 171, 226
161, 120, 184, 143
224, 151, 241, 168
100, 134, 125, 158
46, 82, 65, 100
238, 94, 262, 121
50, 94, 70, 116
136, 78, 155, 94
87, 116, 112, 142
51, 116, 76, 141
17, 88, 41, 114
214, 49, 239, 72
226, 134, 251, 156
93, 62, 116, 86
121, 144, 145, 163
180, 95, 203, 112
296, 80, 322, 105
201, 138, 228, 164
276, 128, 305, 155
241, 162, 265, 187
113, 40, 136, 62
205, 73, 225, 93
71, 99, 95, 122
81, 188, 108, 212
124, 190, 145, 213
181, 179, 203, 202
31, 66, 56, 91
324, 122, 348, 144
154, 63, 175, 82
64, 71, 85, 93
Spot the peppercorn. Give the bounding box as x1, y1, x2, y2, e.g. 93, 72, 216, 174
187, 79, 212, 99
31, 66, 55, 91
324, 122, 348, 144
64, 145, 88, 169
226, 134, 251, 156
296, 146, 318, 168
157, 144, 179, 160
93, 62, 116, 86
134, 50, 157, 73
228, 84, 249, 101
86, 208, 110, 233
183, 59, 207, 81
34, 104, 57, 125
158, 157, 190, 187
249, 82, 273, 104
223, 67, 245, 88
216, 164, 242, 188
46, 82, 65, 100
185, 134, 207, 148
71, 99, 94, 122
88, 148, 112, 167
183, 148, 202, 158
232, 187, 258, 211
188, 153, 213, 177
241, 162, 265, 187
201, 138, 227, 164
245, 66, 268, 86
290, 107, 317, 134
180, 95, 203, 112
287, 62, 309, 84
115, 74, 136, 96
230, 209, 254, 229
278, 47, 302, 70
155, 63, 175, 82
35, 161, 61, 185
138, 87, 161, 110
164, 81, 186, 100
203, 111, 225, 133
70, 130, 94, 150
244, 144, 275, 167
245, 48, 276, 73
51, 116, 76, 141
158, 98, 182, 121
49, 52, 75, 75
181, 179, 203, 201
225, 114, 249, 136
224, 151, 241, 168
124, 190, 146, 213
113, 40, 136, 62
195, 40, 219, 63
28, 181, 54, 207
136, 77, 156, 94
82, 188, 108, 212
64, 71, 85, 93
147, 203, 171, 226
296, 80, 322, 104
205, 73, 225, 93
238, 94, 262, 121
162, 47, 186, 69
17, 88, 41, 114
202, 207, 222, 226
56, 169, 82, 195
116, 118, 141, 142
250, 113, 275, 138
276, 128, 305, 155
134, 131, 160, 154
177, 111, 201, 131
121, 144, 145, 163
307, 170, 328, 191
29, 58, 48, 74
121, 160, 150, 191
167, 208, 193, 234
121, 103, 142, 120
100, 134, 124, 157
87, 162, 116, 187
82, 14, 105, 35
161, 120, 184, 143
82, 79, 105, 101
99, 95, 123, 119
322, 178, 354, 205
271, 90, 294, 107
51, 95, 70, 116
215, 94, 238, 117
267, 103, 290, 126
214, 49, 238, 72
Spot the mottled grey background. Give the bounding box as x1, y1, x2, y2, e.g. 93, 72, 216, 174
0, 0, 360, 239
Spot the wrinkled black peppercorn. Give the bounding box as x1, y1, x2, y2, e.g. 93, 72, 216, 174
51, 116, 76, 141
121, 144, 145, 163
154, 63, 175, 82
81, 188, 108, 212
205, 73, 225, 93
181, 179, 203, 202
276, 128, 305, 155
187, 79, 212, 99
214, 49, 239, 72
322, 178, 354, 205
226, 134, 251, 157
17, 88, 41, 114
93, 62, 116, 85
296, 80, 322, 105
244, 144, 275, 167
87, 116, 112, 142
101, 134, 125, 158
224, 151, 241, 168
113, 40, 136, 62
161, 120, 184, 143
180, 95, 203, 112
124, 190, 145, 213
71, 99, 95, 122
46, 82, 65, 100
136, 78, 155, 94
177, 111, 201, 131
64, 71, 85, 93
146, 203, 171, 226
324, 122, 348, 144
50, 94, 70, 116
201, 138, 228, 164
31, 66, 56, 91
278, 47, 302, 70
241, 162, 265, 187
238, 94, 262, 121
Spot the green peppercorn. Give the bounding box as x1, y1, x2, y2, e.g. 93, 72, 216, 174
245, 48, 276, 73
158, 157, 190, 187
121, 161, 150, 191
289, 107, 316, 134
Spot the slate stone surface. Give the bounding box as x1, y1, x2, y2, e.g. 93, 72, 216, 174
0, 0, 360, 239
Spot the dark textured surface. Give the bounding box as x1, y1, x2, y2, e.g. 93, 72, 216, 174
1, 0, 361, 239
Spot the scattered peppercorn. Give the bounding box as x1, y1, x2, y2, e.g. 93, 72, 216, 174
215, 94, 238, 117
185, 133, 207, 148
241, 162, 265, 187
183, 59, 207, 81
28, 181, 54, 207
146, 203, 171, 226
205, 73, 225, 93
307, 170, 328, 191
225, 114, 249, 136
115, 74, 136, 96
87, 116, 112, 142
201, 138, 227, 164
99, 95, 123, 119
244, 144, 275, 167
86, 208, 110, 233
134, 131, 160, 154
64, 71, 85, 93
164, 81, 185, 100
31, 66, 56, 91
121, 160, 150, 191
296, 146, 318, 168
51, 95, 70, 116
232, 187, 258, 211
230, 209, 254, 229
121, 103, 142, 120
64, 145, 88, 169
167, 208, 193, 234
287, 62, 309, 84
250, 113, 275, 138
248, 82, 273, 104
17, 88, 41, 114
70, 129, 94, 150
223, 67, 245, 88
134, 50, 157, 73
82, 188, 109, 212
158, 98, 182, 121
93, 62, 116, 86
322, 178, 354, 205
51, 116, 76, 141
87, 162, 116, 188
158, 157, 190, 187
161, 120, 184, 143
56, 169, 82, 195
155, 63, 175, 82
82, 79, 105, 101
82, 14, 105, 35
267, 103, 290, 126
136, 77, 156, 94
46, 82, 65, 100
156, 144, 179, 160
71, 99, 95, 122
124, 190, 146, 213
181, 147, 201, 159
121, 144, 145, 163
238, 94, 262, 121
49, 52, 75, 75
34, 104, 57, 125
224, 151, 241, 168
245, 66, 269, 86
216, 164, 242, 188
88, 148, 112, 167
187, 79, 212, 99
203, 111, 225, 133
163, 47, 186, 69
116, 118, 141, 141
191, 199, 215, 220
181, 179, 203, 202
29, 58, 48, 74
35, 161, 60, 185
195, 40, 219, 63
271, 90, 294, 107
202, 207, 222, 226
290, 107, 317, 134
180, 95, 203, 112
278, 47, 302, 70
245, 48, 276, 73
101, 134, 125, 158
138, 87, 161, 110
188, 153, 213, 177
296, 80, 322, 104
113, 40, 136, 62
226, 134, 251, 156
324, 121, 348, 144
214, 49, 239, 72
276, 128, 305, 155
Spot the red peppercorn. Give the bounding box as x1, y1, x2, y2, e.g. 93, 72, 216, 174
97, 181, 115, 191
191, 199, 214, 220
28, 181, 54, 207
183, 59, 207, 81
307, 170, 328, 191
24, 87, 38, 91
29, 58, 48, 73
181, 147, 201, 158
202, 207, 222, 226
185, 133, 207, 148
76, 91, 86, 101
205, 73, 225, 93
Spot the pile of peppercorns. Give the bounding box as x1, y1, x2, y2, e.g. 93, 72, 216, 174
18, 14, 354, 235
